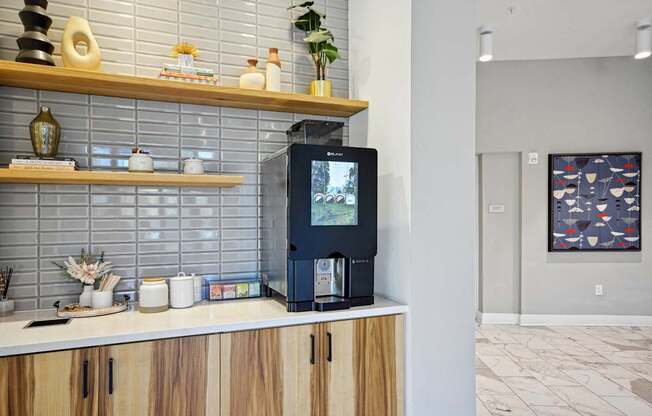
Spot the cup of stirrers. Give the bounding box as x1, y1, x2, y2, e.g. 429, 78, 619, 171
0, 266, 13, 300
0, 266, 14, 316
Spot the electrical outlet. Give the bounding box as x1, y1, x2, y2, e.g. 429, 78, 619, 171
595, 285, 603, 296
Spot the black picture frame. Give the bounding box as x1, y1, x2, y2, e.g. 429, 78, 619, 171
548, 152, 642, 252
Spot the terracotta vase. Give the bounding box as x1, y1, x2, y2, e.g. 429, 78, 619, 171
30, 105, 60, 158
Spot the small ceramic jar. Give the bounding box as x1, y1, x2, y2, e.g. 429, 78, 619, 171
239, 59, 265, 90
183, 158, 205, 175
169, 272, 194, 309
128, 148, 154, 173
139, 278, 169, 313
91, 290, 113, 309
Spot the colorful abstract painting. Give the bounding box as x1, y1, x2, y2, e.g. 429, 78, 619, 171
549, 153, 642, 252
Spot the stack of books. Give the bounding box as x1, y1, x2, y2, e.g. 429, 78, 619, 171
9, 156, 78, 171
159, 64, 219, 85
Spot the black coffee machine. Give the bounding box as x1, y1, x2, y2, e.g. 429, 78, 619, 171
261, 121, 377, 312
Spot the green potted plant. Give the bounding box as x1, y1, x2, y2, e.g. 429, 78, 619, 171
288, 1, 341, 97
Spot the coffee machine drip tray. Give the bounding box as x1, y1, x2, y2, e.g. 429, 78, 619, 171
314, 296, 351, 312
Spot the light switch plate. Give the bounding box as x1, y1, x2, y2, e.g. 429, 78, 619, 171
528, 152, 539, 165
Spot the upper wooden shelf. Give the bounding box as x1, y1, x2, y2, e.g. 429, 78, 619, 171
0, 169, 243, 187
0, 61, 368, 117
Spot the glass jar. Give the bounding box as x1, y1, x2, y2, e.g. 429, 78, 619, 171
138, 278, 169, 313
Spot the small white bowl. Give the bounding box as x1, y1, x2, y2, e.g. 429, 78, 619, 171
183, 158, 205, 175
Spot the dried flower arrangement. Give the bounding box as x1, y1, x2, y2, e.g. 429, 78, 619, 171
54, 249, 116, 287
170, 42, 199, 58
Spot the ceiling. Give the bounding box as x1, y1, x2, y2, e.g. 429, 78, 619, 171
479, 0, 652, 61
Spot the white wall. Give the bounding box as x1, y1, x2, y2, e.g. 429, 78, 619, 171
478, 57, 652, 316
350, 0, 478, 414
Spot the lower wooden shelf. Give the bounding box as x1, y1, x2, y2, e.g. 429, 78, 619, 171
0, 169, 244, 187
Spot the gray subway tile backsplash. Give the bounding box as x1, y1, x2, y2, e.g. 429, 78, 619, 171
0, 0, 349, 310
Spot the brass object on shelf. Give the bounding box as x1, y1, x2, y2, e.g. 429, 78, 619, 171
29, 105, 60, 157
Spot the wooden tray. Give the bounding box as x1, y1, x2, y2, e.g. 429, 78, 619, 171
54, 295, 129, 318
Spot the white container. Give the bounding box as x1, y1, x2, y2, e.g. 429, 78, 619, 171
79, 285, 93, 307
183, 158, 205, 175
177, 53, 194, 68
240, 59, 265, 90
128, 152, 154, 173
265, 48, 281, 92
91, 290, 113, 309
169, 273, 194, 309
0, 299, 14, 316
139, 278, 169, 313
192, 273, 203, 302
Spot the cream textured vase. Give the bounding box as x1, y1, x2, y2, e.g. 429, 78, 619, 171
61, 16, 101, 71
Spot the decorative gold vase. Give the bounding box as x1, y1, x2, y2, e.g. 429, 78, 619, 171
309, 80, 332, 97
30, 105, 60, 158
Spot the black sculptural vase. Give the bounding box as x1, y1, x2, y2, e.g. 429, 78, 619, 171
16, 0, 55, 66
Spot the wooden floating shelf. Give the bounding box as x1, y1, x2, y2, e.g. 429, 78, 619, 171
0, 169, 244, 187
0, 61, 368, 117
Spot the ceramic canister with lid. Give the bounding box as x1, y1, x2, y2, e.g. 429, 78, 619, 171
169, 272, 194, 308
139, 278, 169, 313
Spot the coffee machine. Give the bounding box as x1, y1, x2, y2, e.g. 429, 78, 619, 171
261, 142, 377, 312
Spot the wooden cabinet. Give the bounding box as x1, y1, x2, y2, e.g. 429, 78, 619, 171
220, 315, 404, 416
220, 323, 319, 416
323, 315, 405, 416
0, 347, 99, 416
99, 335, 219, 416
0, 315, 403, 416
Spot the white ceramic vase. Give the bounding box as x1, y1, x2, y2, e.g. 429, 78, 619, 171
178, 54, 194, 67
79, 284, 93, 307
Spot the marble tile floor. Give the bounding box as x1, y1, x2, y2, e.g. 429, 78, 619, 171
476, 324, 652, 416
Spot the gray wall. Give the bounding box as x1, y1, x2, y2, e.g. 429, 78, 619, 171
410, 0, 477, 414
0, 0, 349, 311
477, 57, 652, 316
480, 152, 521, 314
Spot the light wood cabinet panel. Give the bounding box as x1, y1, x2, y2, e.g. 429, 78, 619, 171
0, 347, 99, 416
99, 335, 218, 416
323, 315, 405, 416
220, 324, 320, 416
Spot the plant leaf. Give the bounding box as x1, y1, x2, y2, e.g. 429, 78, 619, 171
322, 43, 340, 63
293, 9, 321, 32
287, 1, 314, 10
304, 29, 333, 44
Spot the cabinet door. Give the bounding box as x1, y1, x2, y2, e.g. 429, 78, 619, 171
0, 347, 100, 416
220, 324, 320, 416
323, 315, 404, 416
99, 335, 218, 416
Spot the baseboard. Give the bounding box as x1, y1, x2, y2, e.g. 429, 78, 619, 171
480, 313, 520, 325
519, 314, 652, 327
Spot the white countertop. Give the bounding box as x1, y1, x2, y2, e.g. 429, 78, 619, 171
0, 297, 407, 357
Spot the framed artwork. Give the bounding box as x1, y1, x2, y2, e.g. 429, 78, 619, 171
549, 152, 642, 252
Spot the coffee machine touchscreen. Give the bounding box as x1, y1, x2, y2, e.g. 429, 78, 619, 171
310, 160, 358, 226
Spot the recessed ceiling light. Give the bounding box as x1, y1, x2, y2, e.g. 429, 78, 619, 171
635, 19, 651, 60
478, 26, 493, 62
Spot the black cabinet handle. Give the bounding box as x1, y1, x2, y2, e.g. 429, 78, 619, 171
327, 332, 333, 362
310, 334, 315, 365
108, 358, 114, 395
82, 360, 88, 399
